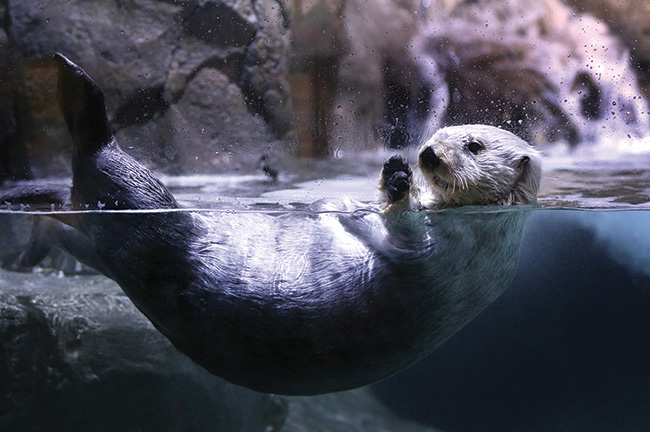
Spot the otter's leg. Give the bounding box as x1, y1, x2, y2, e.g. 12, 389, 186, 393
0, 185, 105, 273
17, 217, 107, 274
14, 217, 57, 270
381, 155, 412, 204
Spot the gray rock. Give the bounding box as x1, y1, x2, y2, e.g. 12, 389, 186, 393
284, 388, 443, 432
1, 0, 292, 177
241, 0, 293, 137
0, 267, 287, 432
116, 66, 280, 173
0, 265, 444, 432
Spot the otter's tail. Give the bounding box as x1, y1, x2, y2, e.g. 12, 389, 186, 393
53, 53, 179, 209
53, 53, 113, 154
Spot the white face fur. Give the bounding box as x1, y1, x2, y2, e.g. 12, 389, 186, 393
417, 125, 542, 207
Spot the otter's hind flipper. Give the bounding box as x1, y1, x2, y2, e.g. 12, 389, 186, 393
53, 53, 112, 154
53, 54, 178, 209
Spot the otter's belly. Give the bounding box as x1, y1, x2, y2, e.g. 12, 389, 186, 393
96, 211, 433, 395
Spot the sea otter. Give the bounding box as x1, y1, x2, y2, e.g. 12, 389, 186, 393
381, 125, 541, 209
0, 54, 541, 395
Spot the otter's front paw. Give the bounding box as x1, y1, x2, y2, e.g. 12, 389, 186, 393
382, 155, 412, 204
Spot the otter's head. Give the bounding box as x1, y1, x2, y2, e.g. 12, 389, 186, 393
418, 125, 541, 207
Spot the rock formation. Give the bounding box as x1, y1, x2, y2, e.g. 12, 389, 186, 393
0, 0, 292, 180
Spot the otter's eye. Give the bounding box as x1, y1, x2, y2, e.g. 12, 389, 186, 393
467, 140, 483, 155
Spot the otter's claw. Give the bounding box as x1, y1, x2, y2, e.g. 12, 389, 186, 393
382, 155, 412, 203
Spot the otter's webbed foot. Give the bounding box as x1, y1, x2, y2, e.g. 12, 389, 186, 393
381, 155, 412, 204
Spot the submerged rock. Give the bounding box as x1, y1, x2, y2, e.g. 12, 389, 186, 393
0, 269, 287, 432
0, 265, 445, 432
285, 388, 442, 432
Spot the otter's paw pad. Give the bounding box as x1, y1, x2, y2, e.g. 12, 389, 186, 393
382, 155, 412, 203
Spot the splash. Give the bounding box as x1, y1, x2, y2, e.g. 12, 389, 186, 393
414, 0, 649, 148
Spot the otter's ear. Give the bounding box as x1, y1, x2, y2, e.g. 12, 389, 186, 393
516, 156, 530, 171
511, 154, 541, 204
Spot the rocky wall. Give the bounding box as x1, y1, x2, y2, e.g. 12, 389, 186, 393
0, 0, 292, 180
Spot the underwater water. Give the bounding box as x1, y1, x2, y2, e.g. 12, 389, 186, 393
373, 208, 650, 432
1, 146, 650, 432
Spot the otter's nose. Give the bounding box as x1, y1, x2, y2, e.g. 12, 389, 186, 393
420, 146, 440, 170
